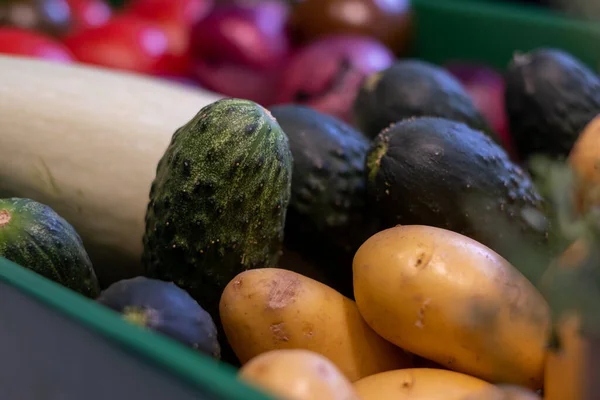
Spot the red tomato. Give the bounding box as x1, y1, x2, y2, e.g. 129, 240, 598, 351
124, 0, 214, 75
127, 0, 214, 26
66, 0, 112, 30
152, 42, 192, 76
0, 28, 74, 63
63, 15, 170, 74
141, 18, 191, 74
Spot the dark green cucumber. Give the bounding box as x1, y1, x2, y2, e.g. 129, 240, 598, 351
505, 48, 600, 161
270, 104, 376, 297
366, 117, 554, 283
97, 276, 221, 359
353, 59, 494, 139
0, 197, 100, 297
142, 98, 293, 324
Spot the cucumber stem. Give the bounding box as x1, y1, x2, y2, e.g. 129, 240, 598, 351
122, 306, 160, 328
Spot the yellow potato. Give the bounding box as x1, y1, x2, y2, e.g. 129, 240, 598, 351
353, 368, 501, 400
239, 349, 360, 400
461, 384, 542, 400
353, 225, 550, 389
569, 114, 600, 212
219, 268, 413, 382
540, 242, 589, 400
544, 313, 587, 400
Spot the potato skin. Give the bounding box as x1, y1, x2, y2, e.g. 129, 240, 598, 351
219, 268, 413, 381
353, 226, 550, 389
544, 313, 586, 400
353, 368, 501, 400
461, 385, 542, 400
239, 349, 360, 400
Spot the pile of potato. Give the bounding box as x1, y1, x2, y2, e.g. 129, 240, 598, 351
219, 224, 555, 400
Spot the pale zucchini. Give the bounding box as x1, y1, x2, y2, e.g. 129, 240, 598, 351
0, 55, 222, 285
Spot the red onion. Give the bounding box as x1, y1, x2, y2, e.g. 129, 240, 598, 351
189, 0, 290, 105
445, 62, 516, 160
192, 62, 276, 105
275, 34, 394, 123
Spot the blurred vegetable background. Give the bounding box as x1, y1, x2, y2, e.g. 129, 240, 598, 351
2, 0, 600, 342
2, 0, 600, 398
1, 0, 594, 123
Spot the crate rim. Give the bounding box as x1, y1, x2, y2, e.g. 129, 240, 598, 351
0, 256, 272, 400
413, 0, 600, 26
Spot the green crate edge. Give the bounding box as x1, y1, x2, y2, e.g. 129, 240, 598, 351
0, 256, 273, 400
411, 0, 600, 70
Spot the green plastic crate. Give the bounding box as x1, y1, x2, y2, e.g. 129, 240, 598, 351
412, 0, 600, 70
0, 256, 273, 400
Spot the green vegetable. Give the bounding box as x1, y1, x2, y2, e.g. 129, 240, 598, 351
97, 276, 221, 359
0, 198, 100, 297
366, 117, 552, 283
529, 156, 600, 334
505, 48, 600, 162
353, 59, 494, 139
142, 97, 293, 329
270, 104, 375, 297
